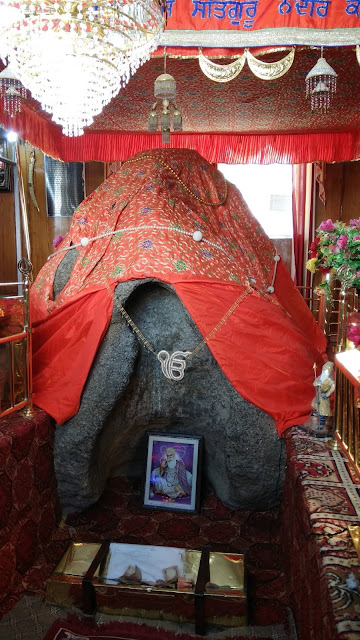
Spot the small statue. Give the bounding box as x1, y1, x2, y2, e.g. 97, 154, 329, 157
306, 361, 335, 436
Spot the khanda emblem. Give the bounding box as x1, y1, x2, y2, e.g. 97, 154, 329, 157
157, 350, 192, 381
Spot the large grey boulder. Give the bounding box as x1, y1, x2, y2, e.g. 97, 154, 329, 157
54, 250, 285, 514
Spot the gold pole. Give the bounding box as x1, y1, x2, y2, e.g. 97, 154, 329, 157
316, 288, 327, 335
316, 273, 333, 336
355, 390, 360, 470
328, 286, 348, 451
18, 258, 37, 417
15, 142, 31, 263
336, 287, 348, 353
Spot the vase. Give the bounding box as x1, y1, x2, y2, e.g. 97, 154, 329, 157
315, 273, 335, 337
336, 286, 353, 353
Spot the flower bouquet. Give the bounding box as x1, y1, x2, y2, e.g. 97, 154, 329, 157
306, 218, 360, 291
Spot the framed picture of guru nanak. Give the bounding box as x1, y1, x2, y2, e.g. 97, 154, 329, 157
143, 433, 203, 514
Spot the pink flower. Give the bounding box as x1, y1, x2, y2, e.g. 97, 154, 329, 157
350, 219, 360, 227
347, 325, 360, 346
353, 236, 360, 242
318, 219, 336, 231
347, 313, 360, 346
331, 246, 340, 254
348, 312, 360, 325
337, 235, 348, 249
52, 235, 63, 249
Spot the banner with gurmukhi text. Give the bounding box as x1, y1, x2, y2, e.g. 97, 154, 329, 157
163, 0, 360, 46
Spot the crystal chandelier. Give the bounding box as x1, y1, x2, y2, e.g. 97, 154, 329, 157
305, 49, 337, 113
148, 52, 182, 144
0, 1, 165, 137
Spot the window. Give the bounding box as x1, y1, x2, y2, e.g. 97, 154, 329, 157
218, 164, 293, 239
45, 155, 84, 217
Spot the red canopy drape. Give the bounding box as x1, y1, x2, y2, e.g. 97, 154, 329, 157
2, 102, 360, 165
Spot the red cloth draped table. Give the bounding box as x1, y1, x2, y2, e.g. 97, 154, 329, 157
282, 427, 360, 640
0, 410, 58, 617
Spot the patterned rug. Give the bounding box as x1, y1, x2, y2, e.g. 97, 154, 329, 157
52, 477, 289, 628
0, 474, 291, 635
43, 615, 279, 640
0, 594, 295, 640
0, 410, 294, 638
282, 428, 360, 640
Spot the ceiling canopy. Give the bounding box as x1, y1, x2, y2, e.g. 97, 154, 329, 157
1, 0, 360, 164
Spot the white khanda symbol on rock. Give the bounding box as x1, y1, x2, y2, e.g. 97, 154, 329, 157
157, 350, 192, 380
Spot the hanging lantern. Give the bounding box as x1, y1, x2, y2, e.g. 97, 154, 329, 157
0, 65, 27, 116
173, 108, 182, 132
148, 52, 182, 144
154, 73, 176, 100
148, 109, 158, 133
305, 53, 337, 113
309, 81, 331, 113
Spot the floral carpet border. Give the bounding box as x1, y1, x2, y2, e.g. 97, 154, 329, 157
43, 614, 275, 640
283, 427, 360, 640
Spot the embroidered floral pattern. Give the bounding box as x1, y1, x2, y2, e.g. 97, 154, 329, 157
31, 149, 277, 315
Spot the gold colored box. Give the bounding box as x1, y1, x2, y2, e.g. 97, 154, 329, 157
46, 542, 247, 632
348, 526, 360, 561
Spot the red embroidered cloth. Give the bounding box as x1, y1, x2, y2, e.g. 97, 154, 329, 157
0, 410, 57, 613
30, 149, 327, 433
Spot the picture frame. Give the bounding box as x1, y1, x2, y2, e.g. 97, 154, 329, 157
143, 433, 203, 514
0, 139, 12, 192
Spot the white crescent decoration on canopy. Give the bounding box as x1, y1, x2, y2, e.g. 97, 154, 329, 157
198, 50, 246, 83
198, 48, 295, 83
356, 45, 360, 68
246, 48, 295, 80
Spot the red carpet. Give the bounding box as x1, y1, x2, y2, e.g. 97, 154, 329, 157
0, 473, 289, 627
44, 615, 274, 640
54, 476, 289, 627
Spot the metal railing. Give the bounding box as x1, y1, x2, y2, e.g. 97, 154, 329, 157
326, 285, 360, 474
298, 278, 359, 353
332, 357, 360, 472
0, 259, 34, 418
297, 280, 360, 473
296, 285, 320, 317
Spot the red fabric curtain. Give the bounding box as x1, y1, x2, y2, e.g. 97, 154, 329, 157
292, 163, 315, 291
3, 100, 360, 165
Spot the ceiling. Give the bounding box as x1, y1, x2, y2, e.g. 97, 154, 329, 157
91, 47, 360, 136
15, 46, 360, 135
